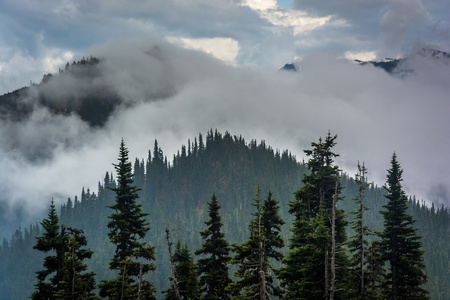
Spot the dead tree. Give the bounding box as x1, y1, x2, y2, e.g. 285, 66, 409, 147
330, 177, 338, 300
165, 227, 181, 300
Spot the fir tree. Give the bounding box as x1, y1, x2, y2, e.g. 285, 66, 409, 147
165, 241, 200, 300
227, 187, 285, 299
261, 190, 285, 297
365, 240, 385, 299
32, 200, 66, 300
186, 256, 201, 300
195, 193, 231, 300
99, 139, 156, 299
379, 153, 429, 299
54, 227, 99, 299
348, 161, 371, 299
278, 133, 349, 299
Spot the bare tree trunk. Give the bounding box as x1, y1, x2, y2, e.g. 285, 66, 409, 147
121, 261, 127, 300
165, 227, 181, 300
138, 263, 143, 300
360, 162, 366, 296
259, 241, 266, 300
330, 179, 338, 300
71, 242, 75, 299
320, 187, 330, 294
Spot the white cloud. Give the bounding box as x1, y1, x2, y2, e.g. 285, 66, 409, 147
43, 51, 74, 73
242, 0, 278, 11
242, 0, 335, 35
0, 48, 75, 94
170, 37, 240, 65
344, 51, 377, 61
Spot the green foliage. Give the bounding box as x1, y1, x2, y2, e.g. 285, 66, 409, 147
99, 139, 156, 299
227, 186, 285, 299
279, 133, 349, 299
195, 193, 231, 300
379, 153, 429, 299
32, 200, 66, 300
54, 227, 99, 299
165, 241, 200, 300
347, 161, 372, 299
0, 130, 447, 299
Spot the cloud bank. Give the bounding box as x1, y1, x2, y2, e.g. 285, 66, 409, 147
2, 0, 450, 95
0, 38, 449, 230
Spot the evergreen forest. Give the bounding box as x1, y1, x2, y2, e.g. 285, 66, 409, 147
0, 130, 448, 299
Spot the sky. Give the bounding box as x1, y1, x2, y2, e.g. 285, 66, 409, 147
0, 0, 449, 227
1, 0, 449, 94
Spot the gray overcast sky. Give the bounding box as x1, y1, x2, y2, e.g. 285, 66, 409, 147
0, 0, 449, 221
1, 0, 449, 93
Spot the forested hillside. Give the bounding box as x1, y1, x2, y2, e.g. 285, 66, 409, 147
0, 130, 448, 299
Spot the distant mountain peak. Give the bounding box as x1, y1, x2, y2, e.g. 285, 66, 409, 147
279, 62, 299, 72
354, 47, 449, 74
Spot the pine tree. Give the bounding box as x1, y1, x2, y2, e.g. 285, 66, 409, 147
227, 187, 265, 299
54, 227, 99, 299
99, 139, 156, 299
348, 161, 371, 299
32, 200, 66, 300
195, 193, 231, 300
261, 190, 285, 297
186, 256, 201, 300
278, 133, 349, 299
365, 240, 385, 299
165, 241, 200, 300
227, 187, 285, 299
379, 153, 429, 299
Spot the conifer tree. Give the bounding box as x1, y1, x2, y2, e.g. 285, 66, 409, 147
348, 161, 371, 299
227, 187, 284, 299
195, 193, 231, 300
379, 153, 429, 299
261, 190, 285, 297
54, 227, 99, 299
186, 256, 201, 300
99, 139, 156, 299
165, 241, 200, 300
32, 200, 66, 300
278, 133, 349, 299
365, 240, 385, 299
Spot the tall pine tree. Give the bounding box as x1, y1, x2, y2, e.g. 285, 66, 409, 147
195, 193, 231, 300
278, 133, 349, 299
379, 153, 428, 299
348, 161, 371, 299
99, 139, 156, 299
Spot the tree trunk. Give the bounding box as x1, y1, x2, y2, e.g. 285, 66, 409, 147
165, 227, 181, 300
330, 179, 338, 300
138, 263, 143, 300
360, 178, 365, 296
259, 241, 266, 300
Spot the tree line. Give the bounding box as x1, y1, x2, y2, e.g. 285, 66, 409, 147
30, 133, 430, 299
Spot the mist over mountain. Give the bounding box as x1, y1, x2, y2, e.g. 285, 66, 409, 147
357, 47, 450, 76
280, 47, 450, 75
0, 38, 449, 236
